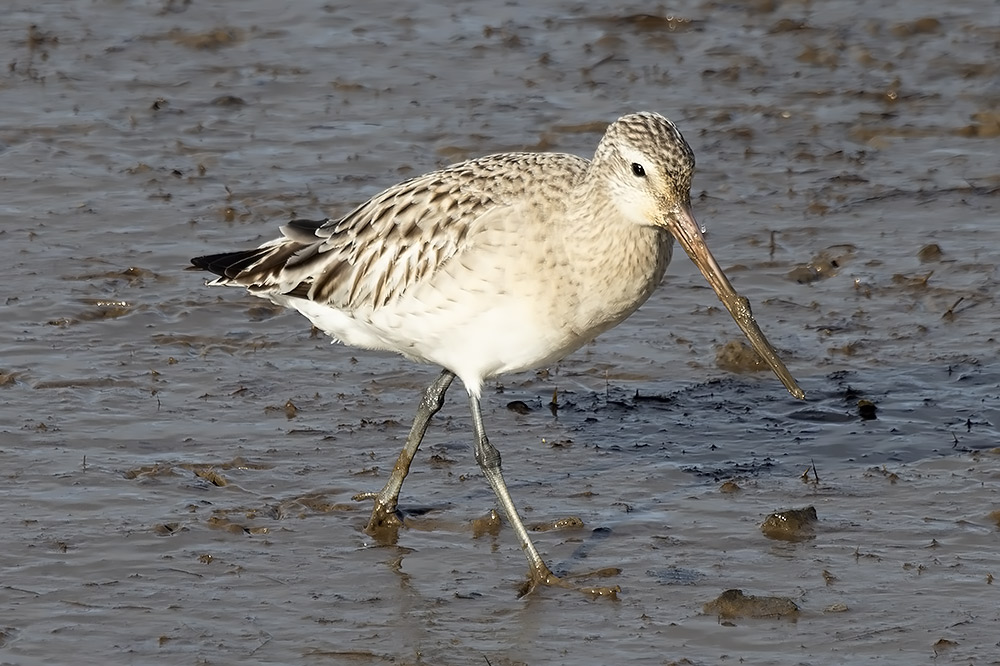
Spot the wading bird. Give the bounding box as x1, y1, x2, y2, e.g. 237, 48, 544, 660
191, 112, 804, 596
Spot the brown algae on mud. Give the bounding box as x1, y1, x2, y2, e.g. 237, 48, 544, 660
857, 398, 878, 419
530, 516, 585, 532
719, 480, 742, 493
123, 457, 272, 481
715, 339, 770, 374
786, 244, 856, 284
471, 509, 502, 538
761, 506, 819, 541
704, 589, 800, 620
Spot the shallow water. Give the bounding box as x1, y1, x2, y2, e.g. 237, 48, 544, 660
2, 0, 1000, 664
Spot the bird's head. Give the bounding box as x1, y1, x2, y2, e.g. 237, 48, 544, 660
593, 111, 804, 400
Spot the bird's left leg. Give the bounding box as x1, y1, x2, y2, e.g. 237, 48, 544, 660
353, 369, 455, 535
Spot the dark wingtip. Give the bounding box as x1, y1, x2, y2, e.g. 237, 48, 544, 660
189, 254, 216, 271
189, 250, 265, 279
190, 219, 325, 278
190, 252, 230, 276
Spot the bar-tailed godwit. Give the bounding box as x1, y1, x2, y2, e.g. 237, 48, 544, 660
191, 111, 804, 596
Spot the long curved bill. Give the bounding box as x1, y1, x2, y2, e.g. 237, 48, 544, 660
665, 204, 805, 400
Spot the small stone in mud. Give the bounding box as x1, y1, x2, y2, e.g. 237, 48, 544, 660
703, 589, 799, 619
761, 506, 818, 541
506, 400, 532, 414
530, 516, 584, 532
720, 480, 741, 493
715, 339, 769, 373
824, 602, 849, 613
932, 638, 958, 653
858, 399, 878, 420
917, 243, 943, 262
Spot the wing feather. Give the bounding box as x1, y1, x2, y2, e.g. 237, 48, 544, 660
192, 152, 589, 312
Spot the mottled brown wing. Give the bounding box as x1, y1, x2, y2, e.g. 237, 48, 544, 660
201, 152, 588, 311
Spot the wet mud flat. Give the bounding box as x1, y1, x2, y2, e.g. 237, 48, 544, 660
3, 0, 1000, 664
5, 363, 1000, 664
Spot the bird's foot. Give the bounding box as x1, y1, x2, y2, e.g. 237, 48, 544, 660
516, 561, 622, 599
352, 490, 404, 540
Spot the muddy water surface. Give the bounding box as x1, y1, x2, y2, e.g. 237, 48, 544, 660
2, 1, 1000, 664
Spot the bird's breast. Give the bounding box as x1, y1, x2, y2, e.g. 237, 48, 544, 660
554, 224, 673, 336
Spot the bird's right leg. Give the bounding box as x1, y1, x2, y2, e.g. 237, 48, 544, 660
469, 394, 621, 599
353, 369, 455, 535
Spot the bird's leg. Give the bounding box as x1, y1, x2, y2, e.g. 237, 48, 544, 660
353, 369, 455, 536
469, 395, 620, 599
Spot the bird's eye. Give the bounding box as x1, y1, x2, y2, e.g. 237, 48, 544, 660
631, 163, 646, 177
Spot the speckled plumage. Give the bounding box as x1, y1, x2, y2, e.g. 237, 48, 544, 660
191, 112, 800, 594
194, 112, 695, 396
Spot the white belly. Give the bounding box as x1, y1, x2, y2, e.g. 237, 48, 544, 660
270, 221, 670, 398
